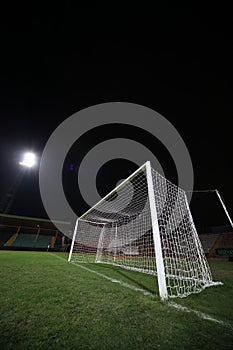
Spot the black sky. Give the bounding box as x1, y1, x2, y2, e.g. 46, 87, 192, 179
0, 3, 232, 227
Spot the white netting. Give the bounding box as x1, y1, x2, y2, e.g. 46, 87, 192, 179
69, 162, 220, 298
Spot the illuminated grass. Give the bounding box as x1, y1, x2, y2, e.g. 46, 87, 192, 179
0, 251, 233, 349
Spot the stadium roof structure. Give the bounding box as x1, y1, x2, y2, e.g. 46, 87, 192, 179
0, 213, 71, 233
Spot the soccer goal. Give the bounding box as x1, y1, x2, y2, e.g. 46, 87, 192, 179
68, 161, 221, 299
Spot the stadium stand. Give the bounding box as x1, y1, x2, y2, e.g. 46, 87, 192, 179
36, 234, 52, 248
199, 230, 233, 258
0, 213, 71, 251
11, 233, 53, 249
1, 213, 231, 255
4, 232, 18, 246
53, 233, 70, 252
0, 228, 15, 247
199, 233, 221, 255
218, 232, 233, 248
11, 233, 37, 248
54, 234, 62, 251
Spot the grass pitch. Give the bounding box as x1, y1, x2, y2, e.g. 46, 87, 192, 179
0, 251, 233, 350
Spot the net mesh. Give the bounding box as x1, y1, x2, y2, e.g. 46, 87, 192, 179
69, 163, 219, 298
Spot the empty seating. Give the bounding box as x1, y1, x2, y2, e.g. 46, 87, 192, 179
0, 228, 15, 247
218, 233, 233, 248
199, 233, 220, 254
11, 233, 52, 249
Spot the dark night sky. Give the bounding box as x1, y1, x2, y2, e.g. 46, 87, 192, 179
0, 4, 232, 228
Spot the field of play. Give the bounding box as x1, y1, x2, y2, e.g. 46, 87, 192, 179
0, 250, 233, 350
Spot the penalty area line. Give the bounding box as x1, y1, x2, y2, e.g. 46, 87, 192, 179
50, 253, 232, 329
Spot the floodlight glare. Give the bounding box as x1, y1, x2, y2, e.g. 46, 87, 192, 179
19, 152, 36, 168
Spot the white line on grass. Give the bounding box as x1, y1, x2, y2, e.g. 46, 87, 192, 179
50, 253, 153, 296
54, 253, 154, 297
167, 302, 232, 330
74, 262, 154, 297
50, 253, 232, 329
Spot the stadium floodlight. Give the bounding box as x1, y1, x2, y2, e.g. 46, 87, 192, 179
68, 161, 222, 300
19, 152, 37, 168
0, 152, 37, 214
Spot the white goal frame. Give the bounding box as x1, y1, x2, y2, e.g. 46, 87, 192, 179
68, 161, 221, 300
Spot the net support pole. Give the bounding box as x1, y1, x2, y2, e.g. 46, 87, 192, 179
68, 219, 79, 262
95, 224, 105, 263
146, 161, 168, 300
215, 190, 233, 228
114, 223, 118, 262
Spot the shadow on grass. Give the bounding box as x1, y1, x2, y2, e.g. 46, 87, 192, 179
93, 263, 158, 297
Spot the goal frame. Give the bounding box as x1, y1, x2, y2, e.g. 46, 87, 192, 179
68, 161, 219, 300
68, 161, 169, 300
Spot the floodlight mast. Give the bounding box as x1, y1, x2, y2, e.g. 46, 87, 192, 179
0, 152, 37, 214
0, 167, 26, 214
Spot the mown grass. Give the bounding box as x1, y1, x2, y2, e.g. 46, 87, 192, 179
0, 250, 233, 350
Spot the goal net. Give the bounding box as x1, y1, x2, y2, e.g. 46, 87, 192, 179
68, 161, 221, 299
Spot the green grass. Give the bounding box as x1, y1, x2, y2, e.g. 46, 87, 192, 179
0, 251, 233, 349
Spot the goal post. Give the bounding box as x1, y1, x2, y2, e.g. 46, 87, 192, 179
68, 218, 79, 262
146, 161, 168, 300
69, 161, 221, 299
